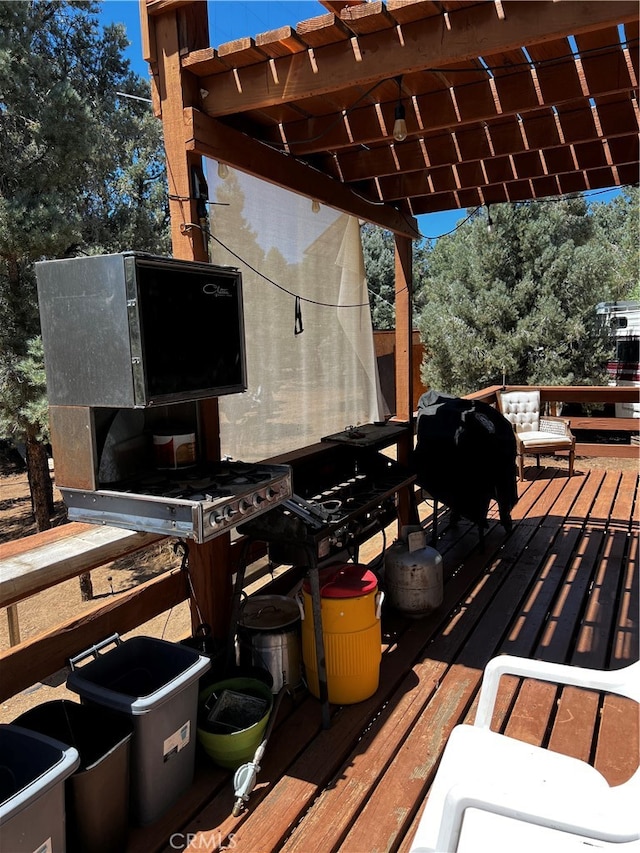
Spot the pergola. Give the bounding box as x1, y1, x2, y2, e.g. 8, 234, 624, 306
139, 0, 638, 627
142, 0, 638, 417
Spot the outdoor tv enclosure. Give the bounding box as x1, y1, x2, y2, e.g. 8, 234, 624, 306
36, 252, 247, 408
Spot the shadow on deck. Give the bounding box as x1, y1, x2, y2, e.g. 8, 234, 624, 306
128, 466, 639, 853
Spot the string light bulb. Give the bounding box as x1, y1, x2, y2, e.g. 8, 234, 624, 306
486, 204, 494, 234
393, 76, 407, 142
311, 199, 321, 214
217, 162, 229, 179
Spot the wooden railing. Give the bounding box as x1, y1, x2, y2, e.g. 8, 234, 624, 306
1, 385, 637, 704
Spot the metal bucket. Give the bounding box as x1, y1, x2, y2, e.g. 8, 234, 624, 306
238, 596, 303, 693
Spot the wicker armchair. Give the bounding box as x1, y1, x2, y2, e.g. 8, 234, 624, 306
497, 390, 575, 480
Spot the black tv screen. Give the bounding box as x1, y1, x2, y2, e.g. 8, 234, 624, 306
135, 256, 247, 404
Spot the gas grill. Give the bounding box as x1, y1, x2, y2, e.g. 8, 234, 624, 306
61, 459, 292, 542
238, 444, 416, 564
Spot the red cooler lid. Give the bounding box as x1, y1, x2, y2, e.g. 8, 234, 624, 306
311, 563, 378, 599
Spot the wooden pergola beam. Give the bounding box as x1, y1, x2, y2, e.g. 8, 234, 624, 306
259, 52, 636, 157
186, 108, 419, 237
190, 1, 638, 116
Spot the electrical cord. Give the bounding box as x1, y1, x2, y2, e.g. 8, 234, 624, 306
181, 220, 372, 308
175, 181, 635, 315
159, 539, 203, 640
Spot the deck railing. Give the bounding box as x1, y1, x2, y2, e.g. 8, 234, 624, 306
1, 385, 637, 704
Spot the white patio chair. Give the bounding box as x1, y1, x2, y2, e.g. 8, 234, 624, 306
409, 655, 640, 853
497, 389, 575, 480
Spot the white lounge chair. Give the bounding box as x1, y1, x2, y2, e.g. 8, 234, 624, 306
409, 655, 640, 852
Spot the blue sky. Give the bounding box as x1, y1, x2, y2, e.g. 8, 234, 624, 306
99, 1, 620, 242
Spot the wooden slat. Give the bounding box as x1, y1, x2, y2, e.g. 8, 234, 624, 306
595, 694, 639, 785
574, 443, 639, 459
320, 0, 368, 13
386, 0, 443, 26
567, 417, 639, 431
181, 47, 228, 76
611, 507, 639, 666
341, 1, 397, 35
0, 521, 93, 560
0, 524, 164, 608
255, 27, 307, 58
549, 685, 599, 763
295, 13, 353, 48
217, 37, 269, 68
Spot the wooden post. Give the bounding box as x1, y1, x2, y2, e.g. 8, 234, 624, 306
394, 234, 413, 423
394, 234, 418, 526
144, 1, 233, 639
7, 604, 20, 646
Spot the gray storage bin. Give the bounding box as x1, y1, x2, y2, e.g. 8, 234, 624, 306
0, 723, 80, 852
66, 634, 210, 825
15, 700, 132, 852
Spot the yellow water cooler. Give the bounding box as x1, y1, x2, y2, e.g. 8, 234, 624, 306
301, 563, 383, 704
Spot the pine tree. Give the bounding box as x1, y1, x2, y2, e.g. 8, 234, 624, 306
416, 198, 628, 396
361, 224, 429, 330
0, 1, 169, 531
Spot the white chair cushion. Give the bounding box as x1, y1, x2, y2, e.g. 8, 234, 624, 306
499, 391, 541, 432
519, 431, 573, 448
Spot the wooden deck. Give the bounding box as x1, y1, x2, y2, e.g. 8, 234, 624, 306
128, 465, 639, 853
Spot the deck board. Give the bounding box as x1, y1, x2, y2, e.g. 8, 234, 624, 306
124, 467, 637, 853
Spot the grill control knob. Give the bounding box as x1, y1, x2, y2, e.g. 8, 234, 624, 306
209, 511, 223, 527
252, 493, 265, 507
238, 499, 251, 514
265, 488, 277, 502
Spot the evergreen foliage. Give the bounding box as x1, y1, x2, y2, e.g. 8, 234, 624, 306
415, 196, 636, 395
0, 0, 170, 528
590, 187, 639, 302
361, 223, 429, 329
360, 193, 637, 398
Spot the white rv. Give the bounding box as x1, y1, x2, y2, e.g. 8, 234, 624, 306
597, 301, 640, 418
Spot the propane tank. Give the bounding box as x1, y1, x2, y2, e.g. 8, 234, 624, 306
384, 528, 443, 617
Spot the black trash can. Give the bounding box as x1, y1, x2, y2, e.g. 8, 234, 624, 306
66, 634, 210, 825
15, 700, 132, 853
0, 723, 79, 852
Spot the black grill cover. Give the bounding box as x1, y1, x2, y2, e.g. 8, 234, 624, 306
412, 391, 518, 529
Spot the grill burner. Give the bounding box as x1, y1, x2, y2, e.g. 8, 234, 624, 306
131, 463, 274, 499
59, 460, 292, 542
